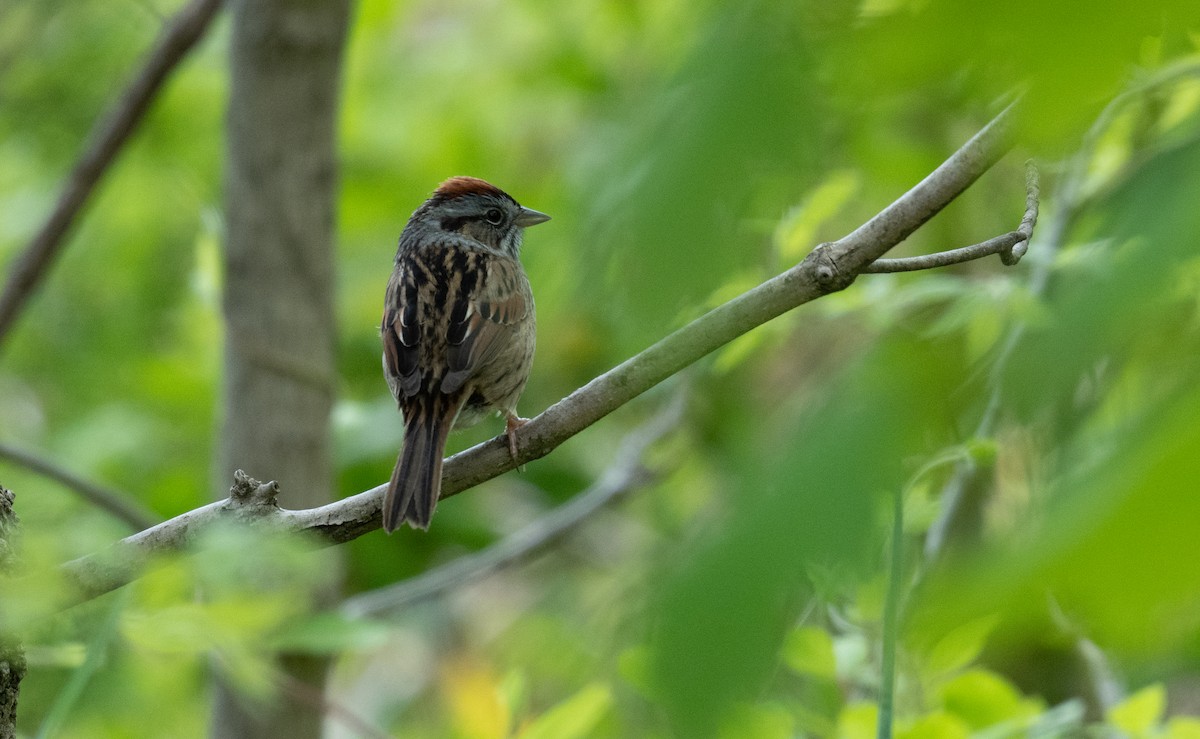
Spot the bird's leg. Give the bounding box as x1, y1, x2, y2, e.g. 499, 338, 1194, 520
505, 413, 529, 466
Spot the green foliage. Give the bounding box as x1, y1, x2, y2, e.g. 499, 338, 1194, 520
938, 669, 1042, 730
516, 682, 613, 739
2, 0, 1200, 736
783, 625, 837, 680
838, 0, 1200, 148
267, 613, 391, 655
578, 1, 828, 349
922, 615, 999, 682
650, 335, 964, 735
1108, 684, 1167, 738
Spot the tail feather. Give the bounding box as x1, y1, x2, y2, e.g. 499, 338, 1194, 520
383, 398, 456, 533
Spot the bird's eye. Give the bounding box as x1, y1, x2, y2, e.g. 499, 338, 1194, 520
483, 208, 504, 226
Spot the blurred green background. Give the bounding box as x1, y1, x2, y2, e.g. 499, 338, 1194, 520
2, 0, 1200, 736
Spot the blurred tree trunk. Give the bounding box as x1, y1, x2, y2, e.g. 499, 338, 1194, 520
213, 0, 349, 737
0, 486, 23, 739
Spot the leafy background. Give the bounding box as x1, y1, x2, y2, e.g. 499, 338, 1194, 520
2, 0, 1200, 736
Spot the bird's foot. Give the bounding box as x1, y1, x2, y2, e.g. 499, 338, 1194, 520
505, 413, 529, 469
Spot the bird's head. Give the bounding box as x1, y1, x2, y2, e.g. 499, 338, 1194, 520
413, 176, 549, 257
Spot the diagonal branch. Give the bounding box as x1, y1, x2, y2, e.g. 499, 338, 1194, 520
0, 0, 224, 349
62, 102, 1022, 602
341, 390, 686, 618
0, 442, 161, 531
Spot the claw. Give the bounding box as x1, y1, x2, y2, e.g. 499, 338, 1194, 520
505, 413, 528, 468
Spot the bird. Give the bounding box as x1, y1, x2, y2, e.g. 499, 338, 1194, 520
380, 176, 548, 532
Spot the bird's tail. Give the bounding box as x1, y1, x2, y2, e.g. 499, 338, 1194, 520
383, 396, 457, 533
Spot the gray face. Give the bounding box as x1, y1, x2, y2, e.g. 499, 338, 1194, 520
432, 193, 526, 256
401, 189, 549, 260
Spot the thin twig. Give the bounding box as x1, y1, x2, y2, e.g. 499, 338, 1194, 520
861, 231, 1027, 273
0, 0, 224, 349
342, 390, 686, 618
62, 103, 1020, 602
1005, 159, 1041, 265
877, 487, 904, 739
864, 160, 1039, 273
0, 443, 160, 531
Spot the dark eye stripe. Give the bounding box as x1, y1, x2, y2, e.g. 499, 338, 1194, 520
440, 216, 467, 231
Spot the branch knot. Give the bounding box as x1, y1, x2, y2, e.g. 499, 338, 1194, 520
807, 243, 855, 292
225, 470, 281, 515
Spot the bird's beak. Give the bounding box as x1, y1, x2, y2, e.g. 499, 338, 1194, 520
515, 207, 551, 227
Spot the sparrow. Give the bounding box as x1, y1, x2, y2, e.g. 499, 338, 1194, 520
381, 177, 548, 532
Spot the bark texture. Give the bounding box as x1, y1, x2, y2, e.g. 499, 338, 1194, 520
0, 486, 23, 739
213, 0, 349, 735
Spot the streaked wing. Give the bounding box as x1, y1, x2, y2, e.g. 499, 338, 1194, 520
441, 254, 531, 394
381, 258, 423, 398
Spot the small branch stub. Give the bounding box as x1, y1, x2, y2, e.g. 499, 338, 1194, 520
225, 470, 281, 514
61, 471, 286, 601
807, 243, 855, 291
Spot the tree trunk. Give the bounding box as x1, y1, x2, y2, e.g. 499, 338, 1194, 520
213, 0, 349, 736
0, 486, 24, 739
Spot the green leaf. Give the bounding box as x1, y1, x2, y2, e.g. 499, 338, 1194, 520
517, 683, 613, 739
718, 702, 794, 739
21, 643, 87, 669
1107, 684, 1166, 737
923, 614, 999, 680
122, 603, 221, 655
499, 670, 529, 725
938, 669, 1040, 730
1166, 716, 1200, 739
775, 169, 860, 263
964, 438, 998, 467
896, 710, 970, 739
267, 612, 391, 654
836, 702, 879, 739
617, 645, 656, 698
441, 656, 509, 739
782, 625, 837, 679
